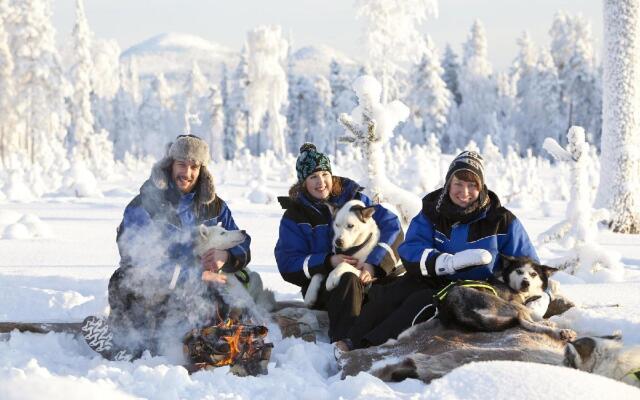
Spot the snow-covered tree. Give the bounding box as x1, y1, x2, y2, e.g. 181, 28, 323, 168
7, 0, 70, 176
287, 74, 333, 153
183, 61, 208, 129
245, 25, 289, 156
549, 11, 601, 142
0, 0, 17, 168
355, 0, 438, 103
68, 0, 113, 175
540, 127, 621, 281
223, 54, 250, 159
512, 39, 563, 153
595, 0, 640, 234
328, 59, 356, 154
338, 75, 420, 225
138, 73, 175, 158
511, 32, 537, 99
90, 38, 120, 139
441, 44, 461, 106
205, 85, 224, 162
405, 36, 451, 145
112, 60, 140, 159
455, 20, 497, 148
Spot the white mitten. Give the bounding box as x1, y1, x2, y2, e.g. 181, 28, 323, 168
434, 249, 493, 276
526, 292, 551, 321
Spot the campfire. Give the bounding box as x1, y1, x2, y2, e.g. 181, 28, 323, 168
183, 318, 273, 376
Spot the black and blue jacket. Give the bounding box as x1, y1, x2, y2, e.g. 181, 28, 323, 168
116, 175, 251, 287
399, 188, 537, 282
274, 177, 403, 289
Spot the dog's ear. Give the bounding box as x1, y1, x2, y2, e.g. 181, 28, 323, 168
499, 254, 515, 281
537, 263, 558, 277
326, 202, 338, 218
360, 206, 376, 220
571, 337, 597, 365
197, 224, 209, 240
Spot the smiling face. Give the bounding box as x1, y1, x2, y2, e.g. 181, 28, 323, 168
304, 170, 333, 200
172, 159, 201, 193
448, 174, 480, 208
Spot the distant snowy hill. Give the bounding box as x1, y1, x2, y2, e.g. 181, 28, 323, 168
120, 32, 237, 82
289, 44, 359, 76
120, 34, 358, 85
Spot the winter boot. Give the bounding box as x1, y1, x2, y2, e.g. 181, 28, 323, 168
81, 315, 137, 362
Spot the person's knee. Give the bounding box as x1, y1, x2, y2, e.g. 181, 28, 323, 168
337, 271, 361, 290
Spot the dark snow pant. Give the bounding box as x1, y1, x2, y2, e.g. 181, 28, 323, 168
346, 275, 438, 349
107, 266, 226, 354
312, 273, 365, 342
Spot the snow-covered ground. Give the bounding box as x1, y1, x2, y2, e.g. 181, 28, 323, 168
1, 157, 640, 399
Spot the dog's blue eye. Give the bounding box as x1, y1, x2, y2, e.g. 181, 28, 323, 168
220, 232, 225, 235
517, 270, 524, 275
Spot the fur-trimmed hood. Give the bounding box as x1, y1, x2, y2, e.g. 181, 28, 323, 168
149, 156, 216, 206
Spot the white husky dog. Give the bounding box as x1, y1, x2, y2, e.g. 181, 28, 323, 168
193, 224, 276, 312
304, 199, 380, 306
564, 334, 640, 388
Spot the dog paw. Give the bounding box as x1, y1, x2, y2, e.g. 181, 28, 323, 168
558, 329, 577, 341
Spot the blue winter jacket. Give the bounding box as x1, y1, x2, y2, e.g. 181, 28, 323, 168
274, 177, 403, 289
399, 188, 537, 282
116, 176, 251, 287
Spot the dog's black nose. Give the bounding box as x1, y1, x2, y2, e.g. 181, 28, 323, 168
240, 230, 246, 235
335, 239, 344, 248
521, 280, 530, 289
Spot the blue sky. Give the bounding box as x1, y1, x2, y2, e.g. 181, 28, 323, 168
52, 0, 602, 70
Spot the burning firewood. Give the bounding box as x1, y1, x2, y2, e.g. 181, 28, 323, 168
183, 319, 273, 376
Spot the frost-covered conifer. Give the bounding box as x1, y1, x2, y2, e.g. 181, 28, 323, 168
355, 0, 438, 103
205, 85, 224, 162
287, 74, 332, 153
456, 20, 497, 148
441, 44, 461, 106
549, 11, 601, 142
596, 0, 640, 234
183, 61, 207, 126
329, 59, 356, 154
0, 0, 17, 167
245, 25, 288, 156
7, 0, 70, 177
405, 36, 451, 145
223, 53, 251, 158
540, 127, 622, 281
339, 75, 420, 224
112, 61, 140, 159
138, 73, 175, 158
91, 39, 120, 139
68, 0, 113, 175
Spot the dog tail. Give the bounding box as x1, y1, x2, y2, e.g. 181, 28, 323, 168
373, 358, 419, 382
304, 274, 324, 307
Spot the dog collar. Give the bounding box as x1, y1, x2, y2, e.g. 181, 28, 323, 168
625, 367, 640, 381
336, 233, 374, 257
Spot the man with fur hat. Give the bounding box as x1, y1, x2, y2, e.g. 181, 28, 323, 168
83, 134, 251, 361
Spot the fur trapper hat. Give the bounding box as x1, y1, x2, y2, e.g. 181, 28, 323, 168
150, 135, 216, 205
